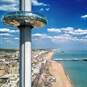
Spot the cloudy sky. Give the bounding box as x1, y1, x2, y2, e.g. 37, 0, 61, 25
0, 0, 87, 50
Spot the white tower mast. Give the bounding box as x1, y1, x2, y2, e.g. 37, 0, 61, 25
20, 0, 31, 11
20, 0, 32, 87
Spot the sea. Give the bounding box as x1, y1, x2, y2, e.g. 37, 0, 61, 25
52, 50, 87, 87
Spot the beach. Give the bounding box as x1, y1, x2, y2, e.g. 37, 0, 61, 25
44, 52, 73, 87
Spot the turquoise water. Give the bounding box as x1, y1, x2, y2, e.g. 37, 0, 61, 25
52, 51, 87, 87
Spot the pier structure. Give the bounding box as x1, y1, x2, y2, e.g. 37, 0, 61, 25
54, 58, 87, 61
1, 0, 47, 87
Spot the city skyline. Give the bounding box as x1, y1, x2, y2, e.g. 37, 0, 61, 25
0, 0, 87, 50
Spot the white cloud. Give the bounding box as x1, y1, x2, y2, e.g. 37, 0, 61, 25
62, 27, 87, 35
51, 34, 73, 43
6, 40, 13, 43
0, 0, 19, 11
46, 8, 50, 11
4, 38, 8, 39
47, 28, 62, 33
0, 4, 18, 11
0, 28, 19, 33
32, 33, 44, 37
0, 0, 49, 11
32, 32, 87, 44
0, 33, 12, 36
32, 0, 48, 6
47, 27, 74, 33
39, 8, 50, 12
67, 29, 87, 35
39, 8, 44, 11
0, 0, 18, 3
81, 15, 87, 19
82, 36, 87, 39
32, 33, 49, 38
0, 28, 10, 32
47, 27, 87, 35
14, 37, 19, 40
32, 33, 52, 43
61, 27, 74, 31
46, 27, 87, 44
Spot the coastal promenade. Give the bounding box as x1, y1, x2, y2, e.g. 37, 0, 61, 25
0, 49, 73, 87
44, 52, 73, 87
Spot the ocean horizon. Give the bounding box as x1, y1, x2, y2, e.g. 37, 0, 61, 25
52, 50, 87, 87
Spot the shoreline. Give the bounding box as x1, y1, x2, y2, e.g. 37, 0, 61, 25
44, 52, 73, 87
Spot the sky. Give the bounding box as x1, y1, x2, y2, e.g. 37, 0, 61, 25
0, 0, 87, 50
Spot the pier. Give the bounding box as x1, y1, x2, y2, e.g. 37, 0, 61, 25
54, 58, 87, 61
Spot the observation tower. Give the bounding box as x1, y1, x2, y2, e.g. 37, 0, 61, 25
1, 0, 47, 87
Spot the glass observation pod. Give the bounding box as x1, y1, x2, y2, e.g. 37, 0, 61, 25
1, 11, 47, 28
